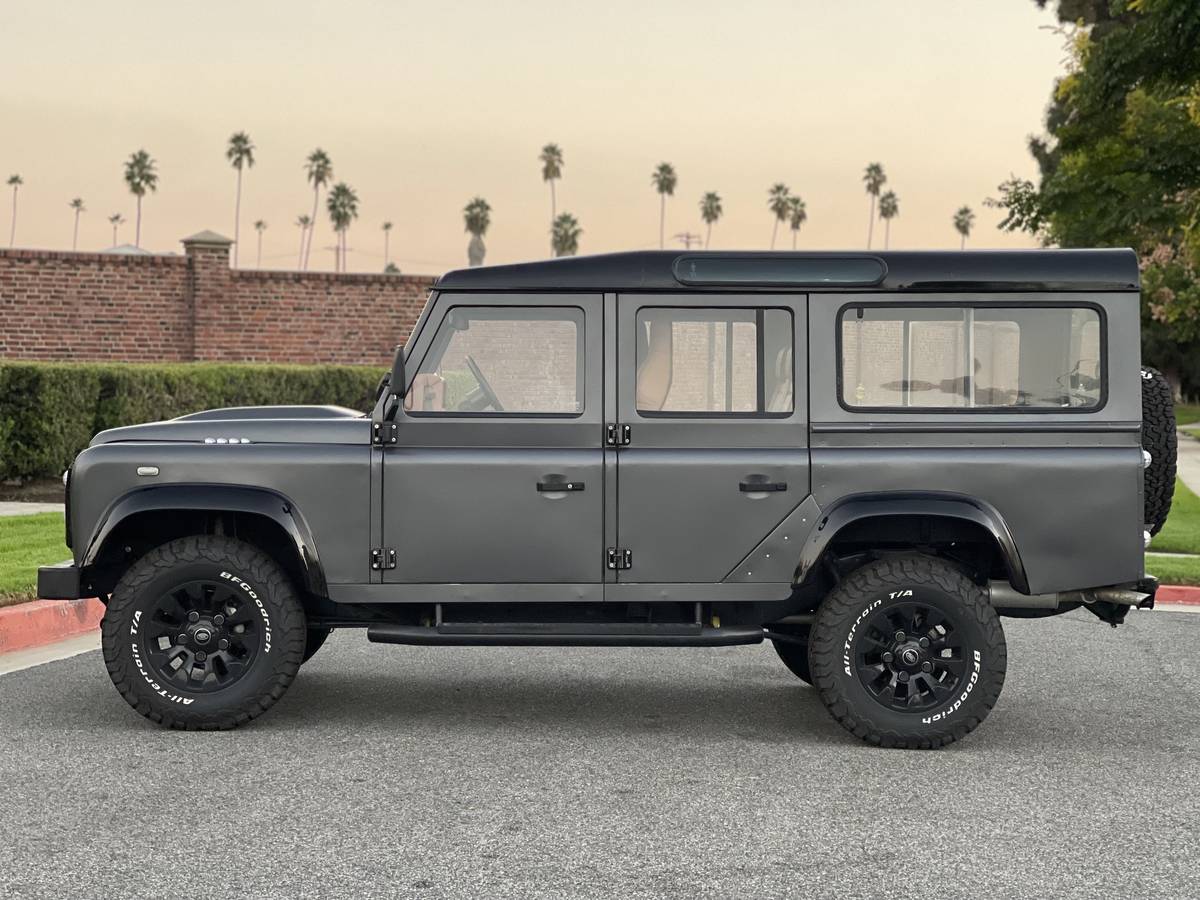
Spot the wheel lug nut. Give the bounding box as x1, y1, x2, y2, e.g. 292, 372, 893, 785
895, 631, 906, 642
921, 661, 933, 673
188, 611, 200, 623
919, 637, 930, 648
177, 634, 188, 645
898, 671, 910, 682
214, 614, 225, 626
882, 652, 894, 664
218, 639, 229, 650
195, 651, 207, 662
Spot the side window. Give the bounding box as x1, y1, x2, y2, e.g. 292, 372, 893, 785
839, 305, 1103, 410
636, 307, 793, 415
406, 306, 584, 415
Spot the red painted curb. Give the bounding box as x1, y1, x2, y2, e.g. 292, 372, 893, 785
1155, 585, 1200, 606
0, 598, 104, 654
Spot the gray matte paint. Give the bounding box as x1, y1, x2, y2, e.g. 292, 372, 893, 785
65, 273, 1148, 608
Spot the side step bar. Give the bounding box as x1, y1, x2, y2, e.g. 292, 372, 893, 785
367, 624, 765, 647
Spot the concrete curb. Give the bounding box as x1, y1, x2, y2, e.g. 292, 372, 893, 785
1156, 585, 1200, 606
0, 598, 104, 655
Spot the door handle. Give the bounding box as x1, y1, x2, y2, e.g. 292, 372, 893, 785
739, 480, 787, 493
537, 480, 585, 492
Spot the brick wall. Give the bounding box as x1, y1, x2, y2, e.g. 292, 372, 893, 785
0, 232, 436, 366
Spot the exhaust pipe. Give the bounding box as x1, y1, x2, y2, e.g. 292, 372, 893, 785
988, 582, 1151, 610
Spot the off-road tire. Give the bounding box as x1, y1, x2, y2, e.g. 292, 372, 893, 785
302, 627, 332, 664
809, 555, 1006, 749
101, 535, 306, 730
771, 628, 812, 685
1141, 366, 1176, 536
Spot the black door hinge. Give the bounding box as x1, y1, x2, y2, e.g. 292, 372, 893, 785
372, 421, 398, 447
371, 548, 397, 570
606, 547, 632, 570
605, 423, 631, 447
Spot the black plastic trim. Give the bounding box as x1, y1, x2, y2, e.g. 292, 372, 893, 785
366, 624, 764, 647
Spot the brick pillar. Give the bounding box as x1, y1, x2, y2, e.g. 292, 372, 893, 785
181, 230, 233, 361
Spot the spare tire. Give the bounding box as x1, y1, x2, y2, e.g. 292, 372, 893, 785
1141, 366, 1176, 535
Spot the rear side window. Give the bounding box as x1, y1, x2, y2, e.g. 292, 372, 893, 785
636, 307, 793, 416
406, 306, 584, 415
839, 305, 1103, 410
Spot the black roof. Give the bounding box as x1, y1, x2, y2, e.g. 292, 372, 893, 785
436, 249, 1139, 293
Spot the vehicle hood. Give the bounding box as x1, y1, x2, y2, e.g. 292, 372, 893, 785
89, 405, 369, 447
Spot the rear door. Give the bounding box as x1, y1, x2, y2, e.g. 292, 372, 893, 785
383, 292, 604, 592
612, 294, 810, 587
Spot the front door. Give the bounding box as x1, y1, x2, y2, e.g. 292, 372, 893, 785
613, 294, 810, 586
383, 293, 604, 592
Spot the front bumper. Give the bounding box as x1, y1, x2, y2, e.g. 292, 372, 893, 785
37, 561, 83, 600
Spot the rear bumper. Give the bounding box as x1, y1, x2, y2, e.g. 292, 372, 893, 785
37, 561, 83, 600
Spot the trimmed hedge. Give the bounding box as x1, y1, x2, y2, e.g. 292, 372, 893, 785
0, 362, 385, 481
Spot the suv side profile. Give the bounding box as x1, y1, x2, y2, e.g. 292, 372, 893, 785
39, 250, 1172, 747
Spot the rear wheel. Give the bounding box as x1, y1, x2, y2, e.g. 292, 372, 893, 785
101, 535, 306, 730
808, 555, 1006, 749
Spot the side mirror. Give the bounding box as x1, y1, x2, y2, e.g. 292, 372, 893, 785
389, 344, 406, 404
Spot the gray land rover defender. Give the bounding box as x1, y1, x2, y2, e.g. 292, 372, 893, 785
39, 250, 1175, 748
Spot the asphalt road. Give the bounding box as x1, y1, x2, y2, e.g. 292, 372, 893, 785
1, 608, 1198, 900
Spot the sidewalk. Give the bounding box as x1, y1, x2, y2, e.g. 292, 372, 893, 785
0, 502, 64, 517
1175, 429, 1200, 496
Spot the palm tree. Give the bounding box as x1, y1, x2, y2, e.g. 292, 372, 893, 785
551, 212, 582, 257
254, 219, 267, 267
463, 197, 492, 266
699, 191, 723, 249
303, 149, 333, 270
69, 198, 86, 250
108, 213, 125, 248
863, 163, 886, 248
953, 205, 976, 250
7, 175, 22, 247
540, 143, 564, 252
382, 221, 393, 268
226, 131, 255, 267
384, 262, 401, 274
767, 183, 791, 250
650, 163, 677, 249
325, 182, 359, 272
123, 150, 158, 248
878, 191, 899, 249
786, 195, 807, 250
295, 214, 311, 268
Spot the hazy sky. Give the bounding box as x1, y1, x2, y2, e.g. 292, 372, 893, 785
0, 0, 1066, 274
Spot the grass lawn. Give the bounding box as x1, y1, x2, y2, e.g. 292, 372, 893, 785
0, 512, 70, 607
1174, 404, 1200, 427
1145, 476, 1200, 585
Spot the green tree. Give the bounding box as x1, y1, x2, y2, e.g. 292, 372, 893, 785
254, 219, 267, 267
767, 183, 791, 249
123, 150, 158, 249
787, 195, 807, 250
108, 212, 125, 248
7, 174, 22, 247
551, 212, 582, 257
69, 197, 86, 251
382, 220, 393, 268
226, 131, 255, 266
295, 214, 310, 268
991, 0, 1200, 392
540, 143, 564, 251
878, 190, 899, 249
463, 196, 492, 266
953, 206, 975, 250
325, 182, 359, 272
303, 149, 333, 270
863, 163, 886, 249
651, 162, 677, 249
699, 191, 723, 249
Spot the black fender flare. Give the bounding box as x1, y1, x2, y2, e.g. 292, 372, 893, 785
81, 484, 328, 597
797, 492, 1029, 594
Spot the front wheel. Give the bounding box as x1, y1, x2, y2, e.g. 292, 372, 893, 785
101, 535, 307, 730
808, 555, 1007, 749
